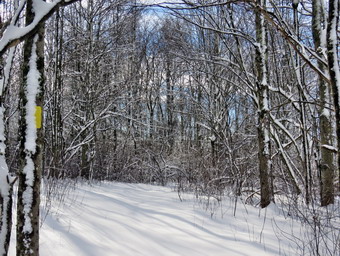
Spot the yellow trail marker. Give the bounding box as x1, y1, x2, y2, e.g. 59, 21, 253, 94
35, 106, 42, 129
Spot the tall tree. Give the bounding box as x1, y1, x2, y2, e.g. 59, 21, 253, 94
0, 1, 79, 254
16, 0, 45, 254
312, 0, 335, 206
255, 0, 272, 208
327, 0, 340, 196
46, 9, 65, 178
293, 0, 312, 204
0, 47, 16, 256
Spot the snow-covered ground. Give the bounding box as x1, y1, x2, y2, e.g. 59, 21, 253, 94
8, 182, 340, 255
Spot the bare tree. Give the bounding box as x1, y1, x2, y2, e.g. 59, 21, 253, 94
0, 47, 16, 256
326, 0, 340, 195
254, 0, 272, 208
16, 1, 45, 253
312, 0, 335, 206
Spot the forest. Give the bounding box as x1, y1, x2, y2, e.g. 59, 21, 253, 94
0, 0, 339, 255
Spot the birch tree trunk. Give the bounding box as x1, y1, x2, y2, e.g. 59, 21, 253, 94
255, 0, 272, 208
17, 0, 45, 254
312, 0, 335, 206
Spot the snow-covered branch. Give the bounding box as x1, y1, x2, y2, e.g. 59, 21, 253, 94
0, 0, 79, 57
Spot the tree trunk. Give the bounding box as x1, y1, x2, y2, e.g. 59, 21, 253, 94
255, 0, 272, 208
312, 0, 336, 206
294, 0, 311, 204
327, 0, 340, 200
50, 9, 65, 179
17, 0, 45, 254
0, 173, 14, 256
0, 137, 13, 256
0, 48, 16, 256
166, 58, 175, 152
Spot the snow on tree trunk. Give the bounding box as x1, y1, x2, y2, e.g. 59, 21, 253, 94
0, 111, 13, 256
255, 0, 272, 208
17, 2, 45, 253
0, 47, 15, 256
312, 0, 335, 206
327, 0, 340, 200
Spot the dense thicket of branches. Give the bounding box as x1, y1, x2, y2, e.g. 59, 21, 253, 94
2, 0, 338, 204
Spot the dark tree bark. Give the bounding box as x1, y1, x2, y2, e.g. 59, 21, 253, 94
327, 0, 340, 201
255, 0, 272, 208
17, 0, 45, 254
0, 46, 15, 256
312, 0, 335, 206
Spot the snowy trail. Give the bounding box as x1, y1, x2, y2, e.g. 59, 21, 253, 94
9, 182, 300, 255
